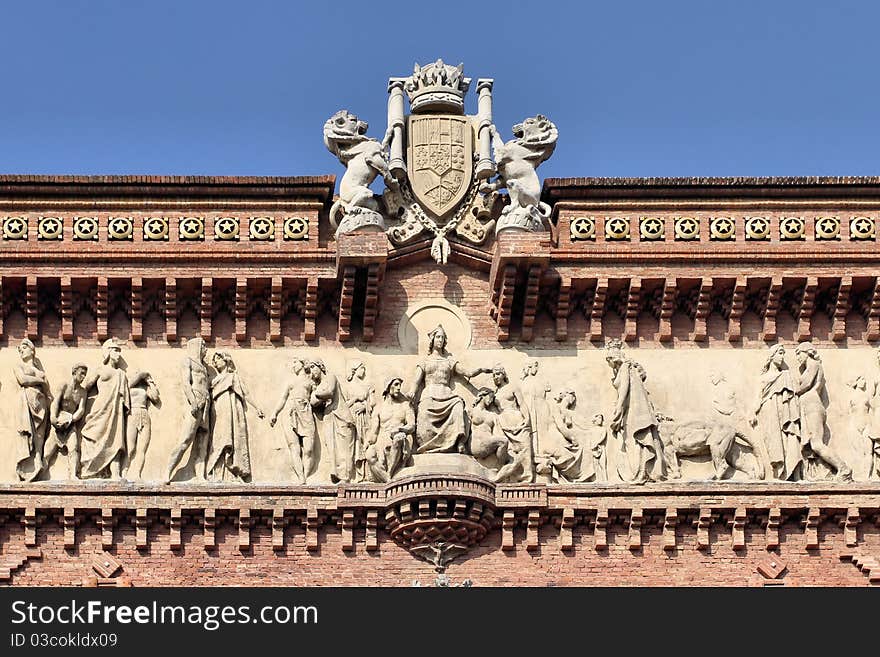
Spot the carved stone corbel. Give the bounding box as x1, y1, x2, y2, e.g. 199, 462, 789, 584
797, 277, 818, 342
658, 278, 676, 342
590, 278, 608, 342
238, 508, 252, 551
695, 507, 712, 551
803, 507, 821, 550
628, 508, 643, 550
761, 277, 783, 342
560, 507, 576, 552
365, 511, 379, 552
272, 507, 287, 552
624, 279, 641, 342
341, 510, 356, 552
164, 278, 177, 343
502, 511, 516, 551
731, 507, 748, 550
594, 507, 609, 550
526, 510, 541, 552
727, 276, 747, 342
832, 276, 852, 341
663, 508, 678, 551
136, 508, 151, 550
765, 507, 782, 550
844, 507, 860, 548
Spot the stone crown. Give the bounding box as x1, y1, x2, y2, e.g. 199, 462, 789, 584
405, 59, 471, 114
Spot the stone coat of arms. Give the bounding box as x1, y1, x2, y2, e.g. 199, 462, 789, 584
323, 59, 558, 264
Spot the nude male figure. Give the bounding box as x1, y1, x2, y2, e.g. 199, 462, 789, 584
43, 363, 88, 479
165, 338, 210, 483
269, 357, 319, 484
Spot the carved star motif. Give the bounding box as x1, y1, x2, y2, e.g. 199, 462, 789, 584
41, 218, 61, 232
109, 218, 132, 235
713, 218, 733, 233
607, 218, 628, 236
144, 219, 166, 236
287, 218, 304, 232
747, 218, 769, 236
642, 219, 662, 235
781, 218, 803, 236
181, 218, 202, 235
75, 218, 98, 237
216, 218, 238, 235
5, 218, 24, 235
816, 218, 838, 236
252, 220, 272, 235
677, 219, 698, 234
852, 218, 873, 236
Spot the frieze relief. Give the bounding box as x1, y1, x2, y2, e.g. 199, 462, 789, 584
3, 319, 880, 485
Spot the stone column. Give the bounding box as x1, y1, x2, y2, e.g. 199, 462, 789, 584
476, 78, 496, 180
387, 78, 407, 180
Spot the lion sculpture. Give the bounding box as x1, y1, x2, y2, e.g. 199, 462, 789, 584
323, 110, 397, 235
656, 414, 765, 481
480, 115, 558, 232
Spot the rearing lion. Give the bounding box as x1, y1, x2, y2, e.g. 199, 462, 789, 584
480, 115, 558, 223
323, 110, 397, 230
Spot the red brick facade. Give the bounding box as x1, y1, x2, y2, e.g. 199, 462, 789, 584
1, 174, 880, 586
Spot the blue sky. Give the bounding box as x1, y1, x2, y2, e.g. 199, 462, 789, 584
0, 1, 877, 180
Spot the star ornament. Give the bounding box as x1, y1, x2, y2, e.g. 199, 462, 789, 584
179, 217, 205, 240
4, 216, 27, 239
780, 216, 805, 240
73, 217, 99, 240
710, 217, 735, 240
38, 217, 63, 240
215, 217, 240, 240
283, 216, 309, 240
143, 217, 169, 240
814, 216, 839, 240
605, 217, 630, 240
674, 217, 700, 240
108, 216, 133, 239
570, 216, 595, 240
639, 217, 664, 240
850, 216, 875, 240
746, 216, 770, 240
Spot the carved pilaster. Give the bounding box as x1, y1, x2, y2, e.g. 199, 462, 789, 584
362, 263, 381, 342
804, 508, 821, 549
624, 279, 641, 342
200, 277, 212, 341
594, 507, 609, 550
691, 278, 712, 342
306, 508, 320, 552
560, 507, 575, 552
797, 277, 818, 342
658, 278, 676, 342
304, 277, 318, 342
696, 507, 712, 551
502, 511, 516, 551
342, 510, 356, 552
766, 507, 782, 550
26, 276, 39, 340
761, 277, 783, 342
130, 277, 143, 342
526, 510, 541, 552
272, 507, 287, 552
727, 276, 747, 342
235, 277, 248, 343
832, 276, 852, 341
521, 264, 542, 342
555, 277, 571, 341
628, 508, 643, 550
845, 507, 860, 548
867, 277, 880, 340
61, 276, 74, 341
366, 511, 379, 552
663, 508, 678, 551
590, 278, 608, 342
164, 278, 177, 343
203, 509, 217, 550
731, 507, 747, 550
270, 276, 283, 342
238, 508, 252, 551
136, 508, 150, 550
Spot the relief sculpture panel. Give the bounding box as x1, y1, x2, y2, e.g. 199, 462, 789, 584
3, 322, 880, 486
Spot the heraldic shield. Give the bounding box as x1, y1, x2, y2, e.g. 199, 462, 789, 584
407, 115, 474, 218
